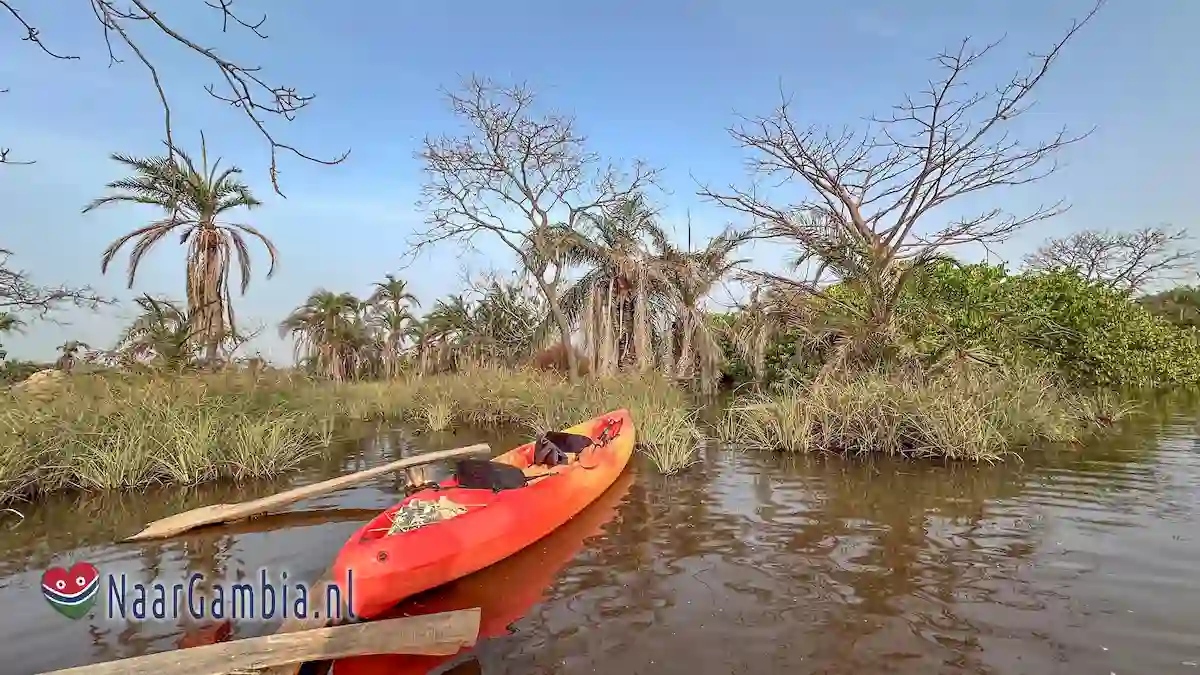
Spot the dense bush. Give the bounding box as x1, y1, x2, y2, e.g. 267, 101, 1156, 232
720, 262, 1200, 389
909, 263, 1200, 387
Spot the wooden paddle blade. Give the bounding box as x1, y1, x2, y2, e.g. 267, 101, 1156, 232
122, 443, 491, 542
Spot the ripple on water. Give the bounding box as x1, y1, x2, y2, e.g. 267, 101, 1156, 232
3, 418, 1200, 675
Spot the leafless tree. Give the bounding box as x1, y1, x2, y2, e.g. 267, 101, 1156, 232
0, 0, 347, 194
1024, 225, 1198, 293
0, 248, 110, 320
701, 2, 1103, 365
409, 76, 658, 380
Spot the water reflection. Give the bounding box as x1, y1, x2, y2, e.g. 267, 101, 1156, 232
1, 412, 1198, 675
331, 467, 636, 675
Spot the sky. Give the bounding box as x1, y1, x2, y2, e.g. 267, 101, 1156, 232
0, 0, 1196, 363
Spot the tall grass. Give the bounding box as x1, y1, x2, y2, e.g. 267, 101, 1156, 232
0, 372, 329, 503
0, 367, 702, 505
717, 365, 1119, 462
0, 362, 1116, 505
325, 367, 703, 474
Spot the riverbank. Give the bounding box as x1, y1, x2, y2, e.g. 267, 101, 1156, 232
718, 365, 1127, 461
0, 367, 701, 505
0, 363, 1128, 505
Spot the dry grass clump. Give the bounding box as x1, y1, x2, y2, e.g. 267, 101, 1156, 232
717, 365, 1118, 462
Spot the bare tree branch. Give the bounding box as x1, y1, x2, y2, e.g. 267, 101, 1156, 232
408, 76, 659, 379
0, 248, 112, 320
0, 0, 348, 194
700, 0, 1104, 346
1024, 225, 1198, 293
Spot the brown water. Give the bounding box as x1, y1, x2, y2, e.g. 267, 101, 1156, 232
2, 413, 1199, 675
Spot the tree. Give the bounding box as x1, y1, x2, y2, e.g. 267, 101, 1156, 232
1140, 286, 1200, 329
54, 340, 90, 373
1023, 226, 1197, 293
84, 136, 276, 366
279, 289, 365, 381
0, 1, 346, 192
0, 311, 22, 363
372, 306, 413, 378
701, 2, 1103, 370
656, 222, 748, 386
369, 274, 421, 317
411, 76, 658, 381
552, 195, 674, 376
0, 248, 108, 320
115, 295, 200, 370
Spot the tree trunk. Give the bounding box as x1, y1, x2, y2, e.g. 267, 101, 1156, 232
634, 275, 650, 372
583, 289, 597, 374
531, 275, 578, 382
187, 227, 227, 370
676, 311, 694, 380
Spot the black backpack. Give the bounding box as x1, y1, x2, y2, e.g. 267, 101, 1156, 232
453, 458, 533, 492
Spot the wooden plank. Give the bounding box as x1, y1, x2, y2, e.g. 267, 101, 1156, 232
37, 608, 481, 675
123, 443, 491, 542
257, 568, 344, 675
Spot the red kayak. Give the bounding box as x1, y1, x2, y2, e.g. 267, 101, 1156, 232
331, 466, 635, 675
331, 409, 636, 620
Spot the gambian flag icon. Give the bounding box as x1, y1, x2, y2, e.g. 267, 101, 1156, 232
41, 562, 100, 620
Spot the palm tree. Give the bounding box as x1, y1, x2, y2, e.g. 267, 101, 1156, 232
404, 317, 437, 376
471, 280, 544, 362
115, 295, 200, 370
83, 135, 277, 366
372, 307, 413, 378
279, 290, 365, 381
552, 195, 675, 375
54, 340, 90, 373
369, 274, 420, 317
424, 294, 477, 369
655, 224, 748, 389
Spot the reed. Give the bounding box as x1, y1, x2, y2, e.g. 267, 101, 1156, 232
0, 367, 702, 504
717, 365, 1117, 462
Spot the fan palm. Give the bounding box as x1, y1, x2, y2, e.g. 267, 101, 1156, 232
84, 135, 276, 366
372, 306, 414, 378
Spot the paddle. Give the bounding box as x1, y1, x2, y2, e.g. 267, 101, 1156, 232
122, 443, 491, 542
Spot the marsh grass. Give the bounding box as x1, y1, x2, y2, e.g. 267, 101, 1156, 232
0, 371, 331, 503
0, 366, 702, 504
718, 365, 1117, 462
0, 362, 1115, 504
328, 367, 703, 474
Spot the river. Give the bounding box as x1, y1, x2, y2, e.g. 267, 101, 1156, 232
1, 411, 1197, 675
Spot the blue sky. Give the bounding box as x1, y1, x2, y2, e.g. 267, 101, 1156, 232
0, 0, 1195, 362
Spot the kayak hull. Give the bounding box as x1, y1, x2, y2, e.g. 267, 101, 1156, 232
331, 408, 636, 620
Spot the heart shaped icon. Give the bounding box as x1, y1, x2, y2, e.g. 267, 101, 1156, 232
41, 561, 100, 619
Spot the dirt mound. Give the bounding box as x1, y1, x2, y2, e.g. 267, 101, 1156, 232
10, 369, 68, 401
